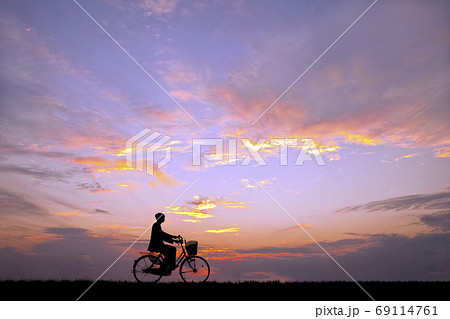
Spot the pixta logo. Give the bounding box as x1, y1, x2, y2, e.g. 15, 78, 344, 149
192, 138, 325, 166
126, 129, 325, 175
126, 129, 172, 175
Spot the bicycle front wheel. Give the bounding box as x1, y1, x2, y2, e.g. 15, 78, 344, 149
179, 256, 210, 283
133, 255, 163, 283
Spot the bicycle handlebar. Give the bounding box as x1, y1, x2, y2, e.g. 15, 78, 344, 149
174, 235, 184, 244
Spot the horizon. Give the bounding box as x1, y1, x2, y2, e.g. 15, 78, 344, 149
0, 0, 449, 284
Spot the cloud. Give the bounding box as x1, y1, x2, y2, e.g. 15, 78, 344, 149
336, 189, 450, 214
170, 89, 195, 101
227, 238, 368, 258
0, 9, 131, 166
205, 228, 239, 234
148, 169, 185, 188
45, 227, 88, 236
165, 196, 215, 221
93, 209, 111, 215
340, 233, 450, 281
280, 224, 312, 231
0, 163, 68, 182
1, 227, 448, 281
165, 195, 249, 222
47, 196, 111, 216
240, 178, 258, 189
395, 153, 418, 161
74, 156, 112, 167
240, 178, 277, 191
46, 196, 85, 213
76, 181, 115, 194
94, 224, 146, 230
0, 142, 74, 160
55, 210, 87, 218
0, 227, 130, 280
0, 189, 47, 216
166, 210, 213, 220
140, 0, 179, 16
434, 146, 450, 158
180, 0, 450, 154
74, 156, 132, 173
0, 10, 118, 151
420, 211, 450, 232
208, 232, 450, 281
0, 10, 82, 77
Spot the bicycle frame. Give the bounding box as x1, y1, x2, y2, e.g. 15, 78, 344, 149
174, 239, 189, 268
133, 236, 210, 283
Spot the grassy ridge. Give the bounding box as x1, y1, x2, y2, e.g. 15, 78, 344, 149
1, 280, 448, 301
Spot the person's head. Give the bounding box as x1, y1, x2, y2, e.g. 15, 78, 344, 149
155, 212, 165, 224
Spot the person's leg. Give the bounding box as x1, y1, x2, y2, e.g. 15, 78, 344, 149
159, 245, 169, 270
165, 245, 176, 270
160, 245, 176, 270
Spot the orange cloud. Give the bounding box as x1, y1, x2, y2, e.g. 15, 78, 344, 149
204, 251, 304, 261
344, 134, 384, 146
75, 155, 111, 166
170, 89, 194, 101
434, 146, 450, 158
395, 153, 417, 161
24, 234, 62, 241
94, 224, 146, 230
181, 219, 202, 223
281, 224, 312, 231
148, 169, 185, 188
327, 153, 340, 161
240, 178, 276, 190
55, 210, 87, 217
166, 210, 214, 219
205, 228, 239, 233
240, 178, 257, 189
74, 156, 132, 173
165, 195, 249, 223
62, 135, 123, 152
436, 152, 450, 158
209, 53, 449, 156
221, 201, 248, 209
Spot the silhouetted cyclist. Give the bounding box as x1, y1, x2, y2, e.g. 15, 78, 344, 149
147, 213, 180, 275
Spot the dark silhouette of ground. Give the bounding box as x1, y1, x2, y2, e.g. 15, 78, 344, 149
0, 280, 448, 301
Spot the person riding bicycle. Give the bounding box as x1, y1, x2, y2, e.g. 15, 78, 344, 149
147, 213, 180, 275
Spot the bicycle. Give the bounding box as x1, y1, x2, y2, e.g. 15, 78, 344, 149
132, 236, 210, 283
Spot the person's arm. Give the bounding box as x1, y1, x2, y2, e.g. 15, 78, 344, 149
161, 230, 176, 244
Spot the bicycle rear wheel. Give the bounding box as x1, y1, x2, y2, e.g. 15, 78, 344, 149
179, 256, 210, 283
133, 255, 163, 283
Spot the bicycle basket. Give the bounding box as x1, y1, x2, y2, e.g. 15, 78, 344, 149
186, 241, 198, 256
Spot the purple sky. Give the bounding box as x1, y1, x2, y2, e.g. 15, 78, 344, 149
0, 0, 449, 283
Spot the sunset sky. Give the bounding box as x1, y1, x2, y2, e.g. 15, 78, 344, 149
1, 0, 449, 285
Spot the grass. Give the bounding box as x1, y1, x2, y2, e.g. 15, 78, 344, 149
1, 280, 448, 301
